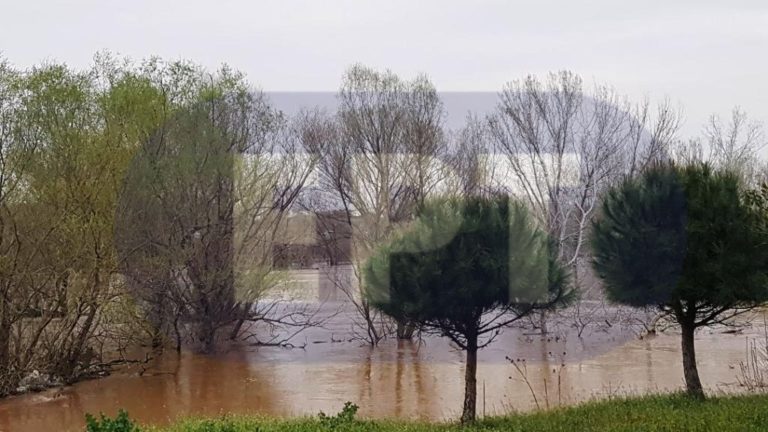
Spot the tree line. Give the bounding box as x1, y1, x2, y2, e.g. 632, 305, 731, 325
365, 162, 768, 422
0, 54, 319, 394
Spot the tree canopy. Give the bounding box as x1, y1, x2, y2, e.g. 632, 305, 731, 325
591, 163, 768, 397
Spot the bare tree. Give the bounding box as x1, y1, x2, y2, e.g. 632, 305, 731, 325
304, 65, 448, 344
488, 71, 681, 333
449, 115, 493, 198
671, 107, 765, 185
706, 108, 765, 184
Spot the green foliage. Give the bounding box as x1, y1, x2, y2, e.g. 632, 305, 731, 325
591, 162, 768, 397
170, 419, 244, 432
146, 394, 768, 432
317, 402, 359, 429
0, 51, 268, 392
85, 410, 141, 432
591, 164, 688, 307
591, 163, 768, 320
364, 196, 570, 344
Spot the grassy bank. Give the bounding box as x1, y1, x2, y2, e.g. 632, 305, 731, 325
134, 393, 768, 432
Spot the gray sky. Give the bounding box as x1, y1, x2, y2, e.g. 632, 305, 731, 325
2, 0, 766, 136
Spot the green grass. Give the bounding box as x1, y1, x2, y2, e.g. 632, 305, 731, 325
141, 393, 768, 432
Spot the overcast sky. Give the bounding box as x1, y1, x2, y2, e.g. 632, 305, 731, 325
1, 0, 766, 136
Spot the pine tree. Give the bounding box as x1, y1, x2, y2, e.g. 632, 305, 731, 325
364, 196, 570, 422
591, 163, 768, 398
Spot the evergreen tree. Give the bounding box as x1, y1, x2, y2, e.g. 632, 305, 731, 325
591, 163, 768, 398
364, 196, 570, 423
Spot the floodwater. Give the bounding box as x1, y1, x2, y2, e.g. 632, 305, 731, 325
0, 293, 763, 431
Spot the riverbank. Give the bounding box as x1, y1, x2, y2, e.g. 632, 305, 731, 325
144, 393, 768, 431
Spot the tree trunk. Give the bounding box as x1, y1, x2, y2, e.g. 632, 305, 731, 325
0, 306, 11, 395
0, 299, 10, 372
173, 313, 182, 353
396, 319, 414, 340
197, 319, 216, 353
229, 302, 251, 341
62, 304, 97, 381
362, 303, 380, 346
149, 291, 167, 349
681, 323, 704, 399
150, 324, 164, 350
461, 335, 478, 424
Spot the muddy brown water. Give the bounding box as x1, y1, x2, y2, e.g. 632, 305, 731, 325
0, 303, 761, 432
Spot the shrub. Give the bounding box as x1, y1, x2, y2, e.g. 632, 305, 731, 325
85, 410, 141, 432
318, 402, 359, 429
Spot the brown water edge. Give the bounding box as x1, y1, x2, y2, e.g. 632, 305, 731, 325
0, 308, 762, 432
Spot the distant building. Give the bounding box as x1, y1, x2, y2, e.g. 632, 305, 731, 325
271, 211, 352, 269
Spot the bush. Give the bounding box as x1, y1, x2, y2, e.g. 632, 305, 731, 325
317, 402, 359, 429
85, 410, 141, 432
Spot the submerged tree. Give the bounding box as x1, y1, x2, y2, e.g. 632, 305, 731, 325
364, 196, 570, 423
305, 64, 448, 344
115, 62, 318, 353
0, 54, 174, 392
488, 71, 681, 332
591, 163, 768, 398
